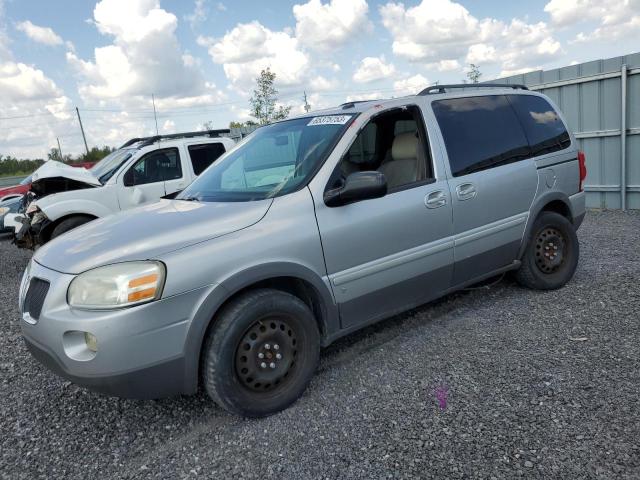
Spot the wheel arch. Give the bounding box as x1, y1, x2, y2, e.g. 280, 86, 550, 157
519, 191, 575, 259
182, 262, 339, 395
40, 213, 98, 243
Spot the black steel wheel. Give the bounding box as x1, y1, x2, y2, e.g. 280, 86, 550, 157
533, 226, 566, 274
235, 317, 298, 392
202, 289, 320, 417
516, 211, 580, 290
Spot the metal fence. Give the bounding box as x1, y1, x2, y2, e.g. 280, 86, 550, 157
495, 52, 640, 210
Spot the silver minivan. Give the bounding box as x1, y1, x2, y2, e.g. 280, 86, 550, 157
19, 84, 586, 417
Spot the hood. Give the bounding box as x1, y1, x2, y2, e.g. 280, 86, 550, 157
31, 161, 101, 187
34, 198, 272, 274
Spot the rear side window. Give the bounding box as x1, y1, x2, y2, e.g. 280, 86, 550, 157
509, 95, 571, 156
188, 142, 226, 176
432, 95, 530, 177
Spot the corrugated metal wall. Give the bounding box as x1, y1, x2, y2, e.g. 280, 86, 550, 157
495, 52, 640, 209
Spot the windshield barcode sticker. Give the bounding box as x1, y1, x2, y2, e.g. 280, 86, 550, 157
307, 115, 351, 126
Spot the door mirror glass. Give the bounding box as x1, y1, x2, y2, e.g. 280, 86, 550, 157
324, 171, 387, 207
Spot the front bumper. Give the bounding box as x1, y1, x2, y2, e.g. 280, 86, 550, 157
20, 260, 214, 399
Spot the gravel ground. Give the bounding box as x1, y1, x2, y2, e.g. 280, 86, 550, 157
1, 210, 639, 479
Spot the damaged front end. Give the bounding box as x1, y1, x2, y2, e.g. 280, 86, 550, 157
14, 172, 98, 249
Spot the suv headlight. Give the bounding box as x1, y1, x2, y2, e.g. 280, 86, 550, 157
68, 261, 166, 310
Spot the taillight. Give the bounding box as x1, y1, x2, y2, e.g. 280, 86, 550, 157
578, 151, 587, 192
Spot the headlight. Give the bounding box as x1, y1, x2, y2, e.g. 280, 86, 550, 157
0, 207, 9, 216
68, 261, 166, 310
26, 203, 39, 214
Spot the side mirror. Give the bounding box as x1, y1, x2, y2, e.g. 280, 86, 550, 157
324, 171, 387, 207
123, 169, 134, 187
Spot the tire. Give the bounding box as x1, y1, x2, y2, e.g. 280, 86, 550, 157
202, 288, 320, 417
50, 215, 94, 240
516, 211, 579, 290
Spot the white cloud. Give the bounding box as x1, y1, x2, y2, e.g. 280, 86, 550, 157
545, 0, 640, 43
68, 0, 214, 101
380, 0, 563, 76
162, 119, 175, 132
352, 56, 395, 83
199, 21, 309, 89
309, 75, 339, 91
428, 59, 461, 72
293, 0, 370, 52
15, 20, 63, 46
393, 73, 429, 96
185, 0, 207, 28
216, 2, 227, 11
345, 91, 381, 102
380, 0, 478, 62
0, 61, 62, 101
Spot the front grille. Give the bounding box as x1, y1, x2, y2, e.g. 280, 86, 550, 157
23, 278, 50, 321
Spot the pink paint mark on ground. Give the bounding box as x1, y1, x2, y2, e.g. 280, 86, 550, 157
434, 385, 449, 411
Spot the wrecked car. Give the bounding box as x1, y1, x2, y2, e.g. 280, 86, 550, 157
13, 130, 236, 249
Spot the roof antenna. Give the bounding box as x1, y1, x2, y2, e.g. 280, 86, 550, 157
152, 93, 159, 135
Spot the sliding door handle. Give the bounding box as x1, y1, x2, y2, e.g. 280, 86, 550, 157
456, 183, 477, 201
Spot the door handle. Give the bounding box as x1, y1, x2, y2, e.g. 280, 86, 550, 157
456, 183, 477, 201
425, 190, 447, 209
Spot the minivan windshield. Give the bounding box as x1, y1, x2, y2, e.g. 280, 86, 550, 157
90, 148, 135, 184
178, 114, 354, 202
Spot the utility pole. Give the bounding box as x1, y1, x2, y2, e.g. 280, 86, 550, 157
56, 137, 63, 162
152, 93, 159, 135
75, 107, 89, 155
303, 91, 311, 113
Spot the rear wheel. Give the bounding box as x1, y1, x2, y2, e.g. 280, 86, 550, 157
202, 289, 320, 417
50, 215, 94, 241
516, 211, 579, 290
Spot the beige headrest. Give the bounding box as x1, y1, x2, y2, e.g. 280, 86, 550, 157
391, 132, 418, 161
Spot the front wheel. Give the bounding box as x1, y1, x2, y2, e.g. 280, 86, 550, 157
50, 215, 94, 241
202, 289, 320, 417
516, 211, 579, 290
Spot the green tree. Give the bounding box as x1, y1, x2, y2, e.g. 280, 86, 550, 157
249, 68, 291, 126
466, 64, 482, 84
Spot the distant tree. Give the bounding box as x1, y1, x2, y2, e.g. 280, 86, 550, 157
249, 68, 291, 126
73, 146, 114, 164
47, 148, 63, 162
466, 64, 482, 84
229, 120, 259, 129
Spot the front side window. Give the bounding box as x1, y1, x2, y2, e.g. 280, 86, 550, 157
126, 148, 181, 186
332, 105, 433, 191
188, 142, 226, 176
179, 115, 354, 202
432, 95, 530, 177
509, 95, 571, 156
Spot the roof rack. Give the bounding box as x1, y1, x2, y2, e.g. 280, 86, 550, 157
418, 83, 528, 95
339, 100, 380, 110
119, 129, 231, 149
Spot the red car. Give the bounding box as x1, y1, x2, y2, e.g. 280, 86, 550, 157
0, 162, 95, 202
0, 175, 31, 202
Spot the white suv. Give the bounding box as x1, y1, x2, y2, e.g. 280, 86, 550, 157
13, 130, 237, 248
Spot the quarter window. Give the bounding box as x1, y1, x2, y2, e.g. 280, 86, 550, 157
188, 142, 227, 176
509, 95, 571, 156
432, 95, 530, 177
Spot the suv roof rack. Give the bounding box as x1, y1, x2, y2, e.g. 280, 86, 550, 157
339, 100, 380, 110
119, 129, 231, 149
418, 83, 528, 95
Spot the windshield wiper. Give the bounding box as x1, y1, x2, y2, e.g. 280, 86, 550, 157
178, 196, 200, 202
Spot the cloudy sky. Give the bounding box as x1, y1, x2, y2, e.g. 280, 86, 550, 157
1, 0, 639, 158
